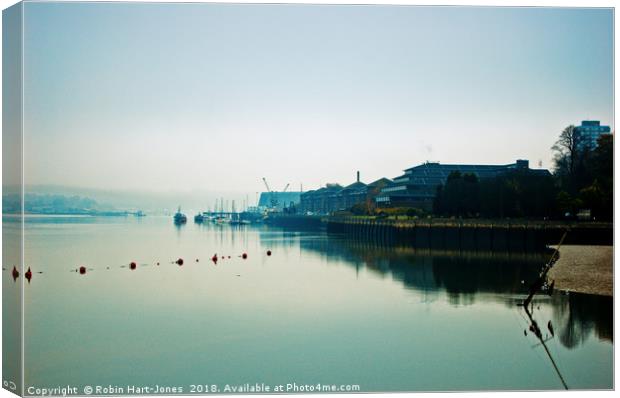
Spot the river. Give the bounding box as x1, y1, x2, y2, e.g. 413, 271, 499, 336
2, 215, 613, 393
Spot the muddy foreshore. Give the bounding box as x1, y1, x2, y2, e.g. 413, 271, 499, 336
549, 245, 613, 297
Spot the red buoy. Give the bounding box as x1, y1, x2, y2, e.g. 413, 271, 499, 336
211, 254, 218, 264
228, 256, 231, 259
267, 250, 272, 256
176, 258, 184, 266
196, 258, 199, 262
12, 266, 19, 281
25, 267, 32, 283
242, 253, 248, 259
130, 262, 137, 270
79, 266, 86, 275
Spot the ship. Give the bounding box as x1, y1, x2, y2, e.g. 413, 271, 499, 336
173, 207, 187, 224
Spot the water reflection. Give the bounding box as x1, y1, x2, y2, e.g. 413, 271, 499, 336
550, 292, 613, 347
265, 229, 613, 351
4, 218, 613, 391
296, 234, 546, 296
2, 216, 23, 395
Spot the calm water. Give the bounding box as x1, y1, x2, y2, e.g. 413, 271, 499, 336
2, 215, 613, 393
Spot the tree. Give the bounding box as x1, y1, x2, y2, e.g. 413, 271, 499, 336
581, 134, 613, 220
475, 170, 558, 219
551, 125, 581, 179
433, 185, 445, 215
433, 172, 480, 217
592, 134, 613, 182
350, 202, 367, 215
551, 126, 613, 220
579, 181, 604, 217
551, 125, 603, 196
556, 191, 576, 217
551, 125, 590, 196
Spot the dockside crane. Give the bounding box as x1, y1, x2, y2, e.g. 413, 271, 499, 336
262, 177, 271, 193
262, 177, 278, 208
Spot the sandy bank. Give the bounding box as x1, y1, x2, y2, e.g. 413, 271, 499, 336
548, 245, 613, 297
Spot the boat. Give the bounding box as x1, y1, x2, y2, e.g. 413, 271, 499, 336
173, 207, 187, 224
194, 213, 205, 223
229, 213, 246, 226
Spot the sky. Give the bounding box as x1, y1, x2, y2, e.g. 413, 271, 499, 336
8, 2, 615, 205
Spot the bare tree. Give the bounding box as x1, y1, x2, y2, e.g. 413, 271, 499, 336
551, 125, 581, 177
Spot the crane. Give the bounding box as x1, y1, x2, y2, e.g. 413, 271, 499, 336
262, 177, 271, 193
262, 177, 278, 208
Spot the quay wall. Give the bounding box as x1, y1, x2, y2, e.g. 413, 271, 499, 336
264, 214, 325, 229
264, 215, 612, 252
325, 217, 612, 252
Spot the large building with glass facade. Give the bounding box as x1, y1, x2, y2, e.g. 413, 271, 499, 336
375, 159, 550, 210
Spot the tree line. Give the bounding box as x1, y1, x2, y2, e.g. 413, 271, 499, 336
433, 127, 612, 221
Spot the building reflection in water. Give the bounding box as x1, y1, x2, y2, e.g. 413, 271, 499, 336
259, 228, 613, 350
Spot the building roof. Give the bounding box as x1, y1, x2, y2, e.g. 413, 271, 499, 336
580, 120, 604, 127
404, 162, 515, 173
576, 121, 611, 132
300, 184, 343, 198
368, 177, 392, 187
342, 181, 367, 190
380, 160, 551, 197
402, 160, 550, 180
526, 169, 552, 177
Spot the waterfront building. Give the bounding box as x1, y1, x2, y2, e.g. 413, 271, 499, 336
575, 120, 611, 150
299, 172, 391, 214
337, 171, 367, 210
376, 159, 550, 210
258, 191, 301, 210
299, 184, 343, 214
364, 177, 392, 206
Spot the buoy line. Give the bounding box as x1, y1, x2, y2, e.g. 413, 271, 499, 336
2, 250, 271, 283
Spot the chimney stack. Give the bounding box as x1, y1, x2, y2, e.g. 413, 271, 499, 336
357, 171, 360, 183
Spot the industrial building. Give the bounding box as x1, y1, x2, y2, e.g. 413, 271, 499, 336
375, 159, 551, 210
299, 172, 391, 214
574, 120, 611, 150
258, 192, 301, 211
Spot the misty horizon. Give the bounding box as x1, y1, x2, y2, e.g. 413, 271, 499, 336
3, 3, 613, 196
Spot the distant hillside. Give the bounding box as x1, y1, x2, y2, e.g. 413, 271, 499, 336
2, 193, 117, 215
7, 185, 259, 215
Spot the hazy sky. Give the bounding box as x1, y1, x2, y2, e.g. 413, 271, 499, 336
19, 2, 614, 196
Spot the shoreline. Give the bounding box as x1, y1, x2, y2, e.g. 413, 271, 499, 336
548, 245, 613, 297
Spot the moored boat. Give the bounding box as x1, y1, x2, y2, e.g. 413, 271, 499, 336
174, 207, 187, 224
